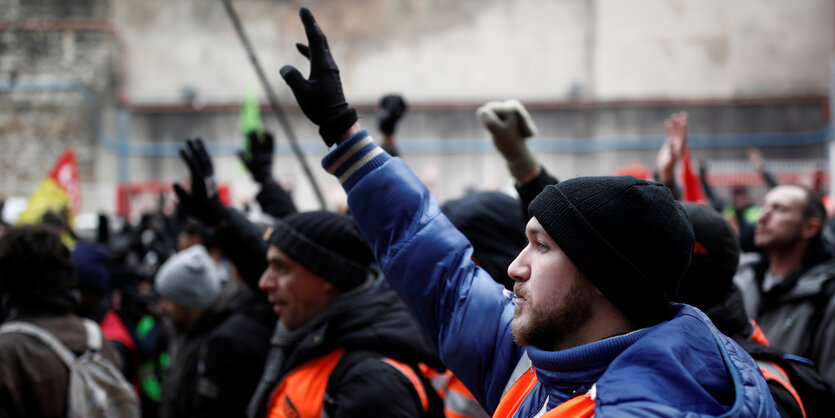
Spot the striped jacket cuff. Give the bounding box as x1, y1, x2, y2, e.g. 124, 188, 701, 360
321, 129, 391, 192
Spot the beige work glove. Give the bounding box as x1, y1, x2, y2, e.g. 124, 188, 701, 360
477, 100, 538, 181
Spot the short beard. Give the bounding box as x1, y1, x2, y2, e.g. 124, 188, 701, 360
512, 276, 594, 351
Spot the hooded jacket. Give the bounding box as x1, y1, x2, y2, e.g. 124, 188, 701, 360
321, 129, 778, 417
247, 275, 444, 418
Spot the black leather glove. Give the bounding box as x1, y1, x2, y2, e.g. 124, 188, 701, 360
279, 7, 357, 146
173, 139, 228, 227
238, 130, 274, 184
378, 94, 407, 135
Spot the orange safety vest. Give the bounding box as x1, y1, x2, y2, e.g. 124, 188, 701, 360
493, 367, 595, 418
267, 348, 429, 418
748, 319, 806, 416
749, 319, 770, 347
757, 360, 806, 418
420, 365, 489, 418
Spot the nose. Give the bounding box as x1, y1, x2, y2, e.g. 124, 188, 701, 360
258, 270, 276, 292
758, 206, 771, 224
507, 250, 529, 283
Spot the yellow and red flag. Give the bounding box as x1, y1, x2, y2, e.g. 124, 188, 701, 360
17, 147, 81, 235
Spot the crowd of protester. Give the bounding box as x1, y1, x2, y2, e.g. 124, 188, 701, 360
2, 6, 835, 417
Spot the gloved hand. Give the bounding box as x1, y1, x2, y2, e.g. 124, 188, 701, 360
173, 139, 228, 227
238, 130, 274, 184
476, 99, 538, 181
378, 94, 407, 135
280, 7, 357, 146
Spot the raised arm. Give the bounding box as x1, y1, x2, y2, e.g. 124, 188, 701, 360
238, 130, 298, 219
173, 139, 268, 290
278, 8, 522, 411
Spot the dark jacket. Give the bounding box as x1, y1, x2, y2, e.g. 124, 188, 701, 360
160, 284, 274, 418
0, 314, 125, 418
248, 277, 444, 418
734, 249, 835, 386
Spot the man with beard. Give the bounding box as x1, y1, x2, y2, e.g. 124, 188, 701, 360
734, 184, 835, 385
275, 7, 778, 416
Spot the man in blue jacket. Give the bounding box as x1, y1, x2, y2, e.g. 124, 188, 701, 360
276, 7, 778, 417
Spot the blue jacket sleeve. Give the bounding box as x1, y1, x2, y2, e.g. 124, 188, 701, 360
321, 129, 523, 412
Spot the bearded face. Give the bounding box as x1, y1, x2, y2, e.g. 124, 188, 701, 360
508, 217, 595, 351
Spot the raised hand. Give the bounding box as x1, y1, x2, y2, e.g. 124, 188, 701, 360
657, 112, 688, 183
238, 130, 275, 184
477, 99, 538, 181
173, 139, 228, 227
279, 8, 357, 146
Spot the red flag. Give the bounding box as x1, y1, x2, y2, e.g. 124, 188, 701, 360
680, 147, 706, 204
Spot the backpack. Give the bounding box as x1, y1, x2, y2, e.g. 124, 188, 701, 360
0, 319, 140, 418
740, 340, 835, 418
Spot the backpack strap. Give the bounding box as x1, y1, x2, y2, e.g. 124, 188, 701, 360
323, 350, 429, 418
0, 321, 77, 368
323, 350, 376, 418
82, 318, 103, 352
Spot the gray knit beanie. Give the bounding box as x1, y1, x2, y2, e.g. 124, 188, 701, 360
528, 176, 694, 328
154, 245, 221, 309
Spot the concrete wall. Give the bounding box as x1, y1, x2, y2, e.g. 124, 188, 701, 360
111, 0, 834, 104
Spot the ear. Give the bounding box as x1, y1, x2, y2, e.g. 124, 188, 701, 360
801, 217, 823, 240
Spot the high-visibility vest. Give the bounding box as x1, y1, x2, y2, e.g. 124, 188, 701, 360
493, 366, 594, 418
420, 366, 490, 418
746, 322, 806, 418
266, 348, 429, 418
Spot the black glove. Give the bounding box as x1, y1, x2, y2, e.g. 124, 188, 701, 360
279, 7, 357, 146
238, 130, 274, 184
378, 94, 407, 135
173, 139, 228, 227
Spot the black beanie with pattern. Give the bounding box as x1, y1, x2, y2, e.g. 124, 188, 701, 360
528, 176, 694, 328
265, 211, 374, 291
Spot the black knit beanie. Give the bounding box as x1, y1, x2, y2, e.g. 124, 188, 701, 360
528, 176, 694, 328
676, 202, 740, 308
265, 211, 374, 291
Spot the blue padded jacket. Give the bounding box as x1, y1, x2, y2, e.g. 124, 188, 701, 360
322, 129, 778, 417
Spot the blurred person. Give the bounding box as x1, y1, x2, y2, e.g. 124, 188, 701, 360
277, 7, 777, 416
0, 225, 134, 417
246, 211, 444, 417
156, 242, 274, 418
700, 147, 778, 251
734, 184, 835, 385
677, 202, 835, 417
156, 243, 271, 418
73, 241, 142, 392
174, 140, 443, 417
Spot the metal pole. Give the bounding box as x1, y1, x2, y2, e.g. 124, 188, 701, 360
221, 0, 327, 209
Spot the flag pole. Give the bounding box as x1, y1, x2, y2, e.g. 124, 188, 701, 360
221, 0, 327, 209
